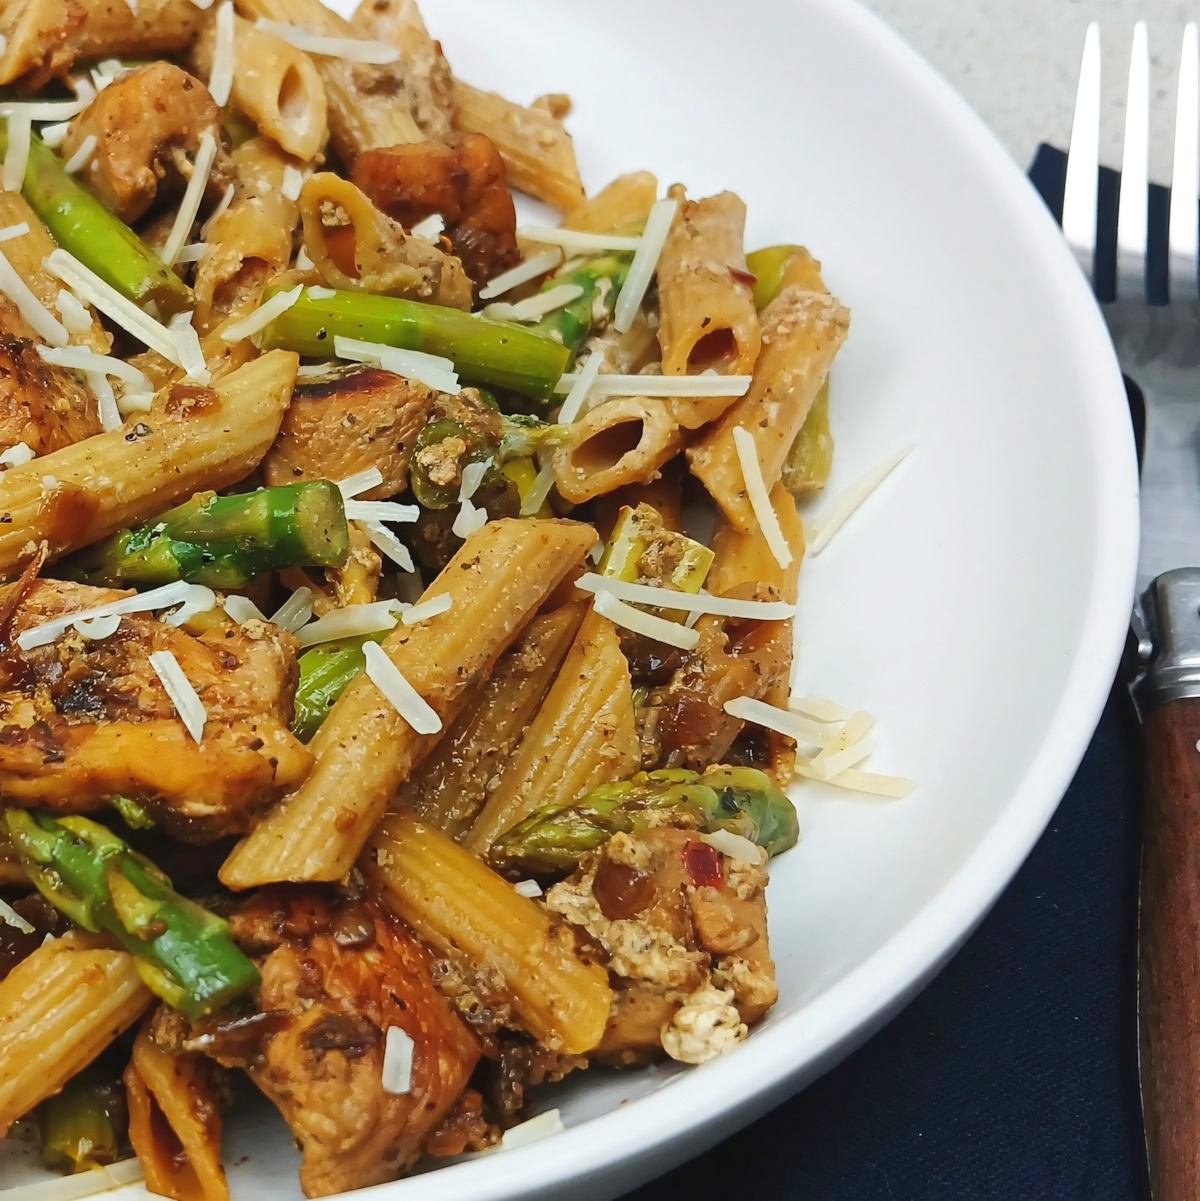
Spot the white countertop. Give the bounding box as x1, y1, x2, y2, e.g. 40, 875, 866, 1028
862, 0, 1194, 179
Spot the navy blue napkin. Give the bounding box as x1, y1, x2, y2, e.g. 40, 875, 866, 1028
624, 149, 1148, 1201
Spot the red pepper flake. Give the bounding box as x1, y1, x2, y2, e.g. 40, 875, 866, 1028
684, 840, 724, 889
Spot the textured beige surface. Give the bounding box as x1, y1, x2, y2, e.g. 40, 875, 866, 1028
863, 0, 1194, 178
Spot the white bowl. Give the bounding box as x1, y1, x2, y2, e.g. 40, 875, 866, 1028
3, 0, 1138, 1196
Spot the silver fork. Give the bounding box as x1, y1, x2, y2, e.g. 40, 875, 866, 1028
1063, 22, 1200, 1201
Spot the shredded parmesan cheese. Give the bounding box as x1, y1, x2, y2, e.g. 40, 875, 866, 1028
221, 283, 303, 342
361, 520, 415, 572
281, 162, 304, 201
18, 581, 192, 651
452, 496, 488, 539
336, 466, 384, 498
222, 594, 267, 624
3, 1155, 146, 1200
732, 426, 792, 570
2, 111, 30, 192
333, 334, 460, 394
457, 457, 491, 503
613, 197, 677, 333
555, 351, 602, 425
39, 121, 72, 149
788, 694, 857, 723
73, 613, 122, 640
307, 285, 335, 299
808, 446, 915, 555
513, 879, 543, 898
200, 182, 234, 238
381, 1026, 415, 1095
501, 1109, 565, 1149
270, 586, 314, 633
362, 641, 441, 734
793, 762, 916, 799
519, 462, 555, 516
162, 129, 218, 267
168, 311, 209, 383
552, 372, 751, 399
0, 222, 28, 243
208, 1, 235, 106
575, 572, 795, 621
593, 591, 700, 650
478, 248, 562, 300
254, 18, 401, 63
162, 585, 218, 628
401, 593, 452, 625
808, 710, 875, 778
0, 442, 34, 467
148, 650, 207, 743
520, 226, 641, 253
293, 243, 314, 271
54, 288, 92, 333
0, 897, 34, 932
36, 345, 153, 392
174, 242, 209, 264
62, 133, 96, 175
699, 829, 765, 864
296, 360, 336, 377
85, 370, 121, 432
722, 696, 835, 749
0, 98, 88, 121
294, 599, 401, 647
0, 248, 68, 345
483, 283, 583, 323
409, 213, 444, 240
344, 499, 419, 524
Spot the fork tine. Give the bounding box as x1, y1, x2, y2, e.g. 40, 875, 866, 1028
1063, 22, 1101, 284
1167, 22, 1199, 301
1117, 22, 1150, 301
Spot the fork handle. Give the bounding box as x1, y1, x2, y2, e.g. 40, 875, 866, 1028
1141, 697, 1200, 1200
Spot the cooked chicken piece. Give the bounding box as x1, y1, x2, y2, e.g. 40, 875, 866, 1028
352, 133, 520, 284
62, 63, 227, 223
262, 365, 435, 499
0, 334, 100, 455
0, 579, 311, 840
546, 827, 776, 1066
219, 889, 480, 1198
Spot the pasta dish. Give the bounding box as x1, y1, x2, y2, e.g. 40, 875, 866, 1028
0, 0, 901, 1195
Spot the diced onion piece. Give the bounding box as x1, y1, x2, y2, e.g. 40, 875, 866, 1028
45, 250, 181, 363
162, 584, 218, 628
2, 110, 30, 192
161, 129, 217, 267
794, 762, 916, 799
381, 1025, 415, 1095
698, 829, 765, 865
200, 182, 234, 238
593, 591, 699, 651
613, 197, 677, 333
552, 372, 750, 399
501, 1109, 565, 1149
451, 496, 487, 539
333, 334, 460, 394
222, 594, 267, 624
409, 213, 444, 240
85, 370, 121, 432
0, 442, 34, 467
253, 18, 401, 63
360, 520, 415, 572
0, 1156, 146, 1199
294, 599, 401, 647
270, 585, 314, 633
0, 897, 34, 932
343, 499, 419, 524
73, 613, 122, 641
362, 640, 441, 734
520, 226, 641, 253
575, 572, 795, 621
808, 446, 915, 556
732, 426, 792, 571
336, 466, 384, 498
483, 282, 583, 323
513, 879, 542, 898
722, 696, 834, 750
18, 580, 193, 651
788, 694, 858, 724
0, 247, 68, 345
457, 457, 491, 503
221, 283, 304, 342
281, 162, 304, 201
555, 351, 602, 425
208, 1, 235, 106
62, 132, 96, 175
148, 649, 207, 743
54, 288, 92, 333
0, 222, 29, 243
400, 593, 451, 626
519, 462, 555, 517
478, 248, 561, 299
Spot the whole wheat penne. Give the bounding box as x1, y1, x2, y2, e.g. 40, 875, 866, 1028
220, 518, 596, 888
126, 1022, 230, 1201
193, 16, 328, 161
401, 601, 585, 837
0, 0, 202, 86
467, 608, 640, 852
0, 933, 152, 1134
234, 0, 424, 162
565, 172, 658, 234
453, 80, 585, 213
349, 0, 454, 139
657, 190, 761, 430
298, 173, 472, 309
688, 286, 850, 531
0, 350, 298, 576
553, 395, 682, 504
364, 811, 613, 1055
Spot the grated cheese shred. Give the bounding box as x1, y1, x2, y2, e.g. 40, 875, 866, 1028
208, 1, 235, 106
221, 284, 303, 342
62, 133, 96, 175
17, 581, 192, 651
483, 283, 583, 323
2, 111, 30, 192
148, 650, 207, 744
362, 641, 441, 734
613, 197, 677, 333
552, 372, 750, 399
253, 18, 401, 64
0, 247, 68, 344
808, 446, 915, 555
478, 248, 561, 300
381, 1026, 415, 1095
162, 129, 218, 267
732, 426, 792, 570
575, 572, 795, 621
593, 591, 700, 651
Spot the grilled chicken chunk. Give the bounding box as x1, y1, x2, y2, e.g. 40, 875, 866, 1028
63, 63, 227, 223
352, 133, 520, 284
0, 334, 100, 455
221, 889, 480, 1198
0, 579, 311, 840
262, 365, 435, 500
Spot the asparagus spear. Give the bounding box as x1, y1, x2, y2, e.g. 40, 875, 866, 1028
0, 130, 192, 314
292, 633, 386, 742
489, 765, 799, 875
781, 379, 834, 493
39, 1069, 125, 1174
5, 810, 260, 1019
744, 244, 806, 311
599, 503, 714, 591
531, 253, 631, 357
257, 285, 571, 401
67, 481, 350, 588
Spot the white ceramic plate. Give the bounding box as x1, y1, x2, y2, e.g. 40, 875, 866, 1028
0, 0, 1138, 1197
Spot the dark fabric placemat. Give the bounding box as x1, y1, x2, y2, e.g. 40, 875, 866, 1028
623, 150, 1148, 1201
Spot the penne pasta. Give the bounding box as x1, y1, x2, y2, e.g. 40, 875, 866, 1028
453, 80, 585, 213
220, 518, 596, 888
298, 172, 472, 309
687, 285, 850, 531
553, 394, 683, 504
401, 601, 585, 837
0, 350, 298, 575
235, 0, 424, 162
0, 933, 152, 1134
193, 15, 328, 161
126, 1021, 230, 1201
364, 811, 613, 1055
466, 608, 640, 852
565, 172, 658, 234
657, 190, 761, 429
